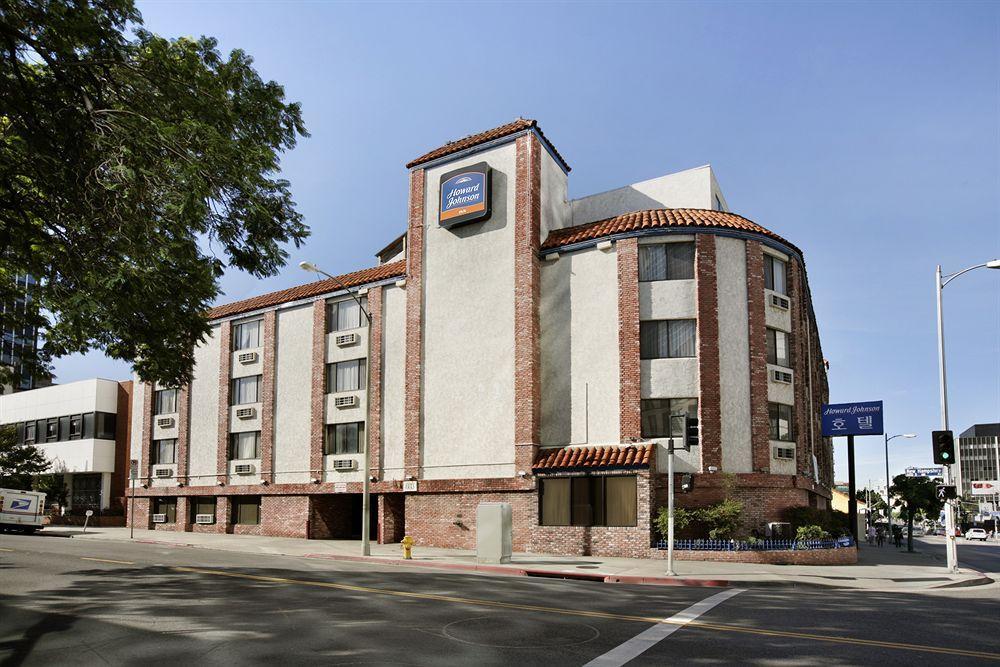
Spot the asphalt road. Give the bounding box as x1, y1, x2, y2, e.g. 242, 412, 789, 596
1, 533, 998, 666
915, 535, 1000, 575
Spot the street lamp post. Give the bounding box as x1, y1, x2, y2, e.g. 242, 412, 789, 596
935, 258, 1000, 573
884, 433, 916, 528
300, 261, 374, 557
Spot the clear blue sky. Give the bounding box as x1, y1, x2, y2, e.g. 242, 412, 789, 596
55, 1, 999, 491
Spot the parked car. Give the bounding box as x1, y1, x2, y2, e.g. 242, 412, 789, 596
911, 526, 925, 537
965, 528, 988, 541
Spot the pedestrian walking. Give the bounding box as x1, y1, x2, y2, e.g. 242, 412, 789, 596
867, 524, 876, 546
876, 527, 885, 547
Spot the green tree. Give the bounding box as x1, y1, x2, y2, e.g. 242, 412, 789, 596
1, 0, 308, 389
0, 425, 49, 488
889, 474, 944, 552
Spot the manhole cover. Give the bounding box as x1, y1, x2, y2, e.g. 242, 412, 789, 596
443, 615, 600, 648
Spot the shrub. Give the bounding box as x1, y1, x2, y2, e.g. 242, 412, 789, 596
785, 506, 850, 537
795, 524, 830, 541
655, 506, 696, 540
701, 498, 744, 539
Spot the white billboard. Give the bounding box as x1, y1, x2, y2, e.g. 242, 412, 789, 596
970, 480, 999, 496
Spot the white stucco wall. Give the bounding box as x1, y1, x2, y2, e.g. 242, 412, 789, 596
570, 165, 720, 225
421, 143, 516, 479
380, 285, 406, 481
0, 378, 119, 423
187, 325, 220, 484
539, 144, 570, 238
717, 237, 752, 473
540, 245, 620, 447
274, 305, 312, 485
131, 379, 146, 471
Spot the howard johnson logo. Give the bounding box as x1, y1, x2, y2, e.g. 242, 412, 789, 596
439, 162, 491, 228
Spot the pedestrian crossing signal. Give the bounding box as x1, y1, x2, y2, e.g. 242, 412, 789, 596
931, 430, 955, 465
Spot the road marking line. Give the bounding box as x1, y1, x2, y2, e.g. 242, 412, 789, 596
0, 548, 13, 552
81, 557, 134, 565
171, 566, 1000, 661
583, 588, 744, 666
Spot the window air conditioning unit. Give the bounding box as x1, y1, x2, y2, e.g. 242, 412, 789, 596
237, 351, 258, 364
154, 467, 173, 478
334, 395, 357, 409
235, 407, 257, 420
332, 459, 356, 472
234, 463, 255, 475
335, 333, 358, 347
152, 513, 167, 523
766, 521, 792, 539
156, 416, 175, 428
770, 294, 790, 310
772, 370, 793, 384
195, 514, 215, 525
774, 446, 795, 460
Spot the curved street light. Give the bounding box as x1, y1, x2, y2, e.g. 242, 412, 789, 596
883, 433, 916, 523
935, 258, 1000, 572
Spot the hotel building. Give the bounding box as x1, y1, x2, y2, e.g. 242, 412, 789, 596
127, 119, 832, 556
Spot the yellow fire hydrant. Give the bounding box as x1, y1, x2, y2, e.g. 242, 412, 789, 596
401, 535, 414, 560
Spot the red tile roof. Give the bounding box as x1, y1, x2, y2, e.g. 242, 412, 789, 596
208, 260, 406, 320
406, 118, 570, 172
540, 208, 799, 255
532, 445, 653, 472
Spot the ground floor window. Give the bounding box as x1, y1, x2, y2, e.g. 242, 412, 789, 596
154, 498, 177, 523
232, 497, 261, 525
192, 497, 216, 520
539, 476, 637, 527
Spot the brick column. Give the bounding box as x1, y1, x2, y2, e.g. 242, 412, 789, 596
260, 310, 277, 484
141, 383, 154, 481
377, 493, 405, 544
216, 321, 232, 484
618, 237, 641, 441
310, 300, 326, 480
403, 168, 425, 479
696, 234, 722, 471
131, 497, 152, 531
216, 496, 230, 534
745, 241, 770, 473
176, 496, 192, 532
513, 134, 541, 472
368, 286, 384, 476
176, 385, 191, 486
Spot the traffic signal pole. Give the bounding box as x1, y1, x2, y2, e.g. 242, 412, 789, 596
935, 265, 959, 573
665, 442, 676, 577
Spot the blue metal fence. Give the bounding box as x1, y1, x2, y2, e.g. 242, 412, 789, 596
655, 537, 854, 552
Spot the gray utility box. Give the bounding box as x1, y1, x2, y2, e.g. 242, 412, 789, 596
476, 502, 513, 564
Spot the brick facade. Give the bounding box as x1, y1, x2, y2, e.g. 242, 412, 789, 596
378, 493, 405, 544
111, 381, 133, 510
404, 168, 425, 479
310, 300, 326, 479
696, 234, 722, 471
176, 384, 190, 486
617, 237, 641, 441
141, 383, 153, 481
745, 241, 770, 473
513, 134, 542, 471
260, 310, 277, 484
367, 286, 384, 476
216, 321, 232, 484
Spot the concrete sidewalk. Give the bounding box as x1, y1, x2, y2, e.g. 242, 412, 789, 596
38, 526, 993, 591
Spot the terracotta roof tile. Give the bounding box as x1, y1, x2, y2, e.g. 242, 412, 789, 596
532, 445, 652, 473
406, 118, 570, 172
540, 208, 799, 255
208, 260, 406, 320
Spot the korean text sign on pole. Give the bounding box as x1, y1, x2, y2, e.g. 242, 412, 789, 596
821, 401, 884, 437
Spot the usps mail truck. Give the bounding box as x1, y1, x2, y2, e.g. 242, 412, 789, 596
0, 488, 46, 533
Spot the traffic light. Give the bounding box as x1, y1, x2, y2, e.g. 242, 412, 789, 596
932, 430, 955, 465
685, 417, 700, 450
936, 484, 957, 500
680, 474, 694, 493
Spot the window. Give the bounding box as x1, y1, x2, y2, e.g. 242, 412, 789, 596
326, 359, 367, 393
714, 194, 724, 212
45, 418, 58, 442
82, 412, 95, 439
232, 319, 262, 351
638, 242, 695, 282
69, 415, 82, 439
539, 476, 637, 527
326, 297, 368, 333
640, 320, 696, 359
766, 328, 790, 367
231, 375, 261, 405
193, 497, 216, 519
23, 422, 35, 445
764, 255, 787, 295
59, 415, 70, 440
95, 412, 116, 440
153, 439, 177, 465
324, 422, 365, 455
232, 497, 261, 525
154, 498, 177, 523
769, 403, 795, 442
155, 389, 178, 415
229, 431, 261, 460
641, 398, 698, 439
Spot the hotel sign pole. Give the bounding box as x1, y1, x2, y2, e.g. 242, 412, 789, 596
822, 401, 884, 545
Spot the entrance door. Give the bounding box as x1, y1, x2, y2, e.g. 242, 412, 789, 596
72, 474, 102, 510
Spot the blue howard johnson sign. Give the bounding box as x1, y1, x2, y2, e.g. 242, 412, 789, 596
821, 400, 884, 437
439, 161, 491, 228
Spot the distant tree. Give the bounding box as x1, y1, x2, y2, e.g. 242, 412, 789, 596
0, 425, 49, 488
889, 474, 944, 552
1, 0, 309, 389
